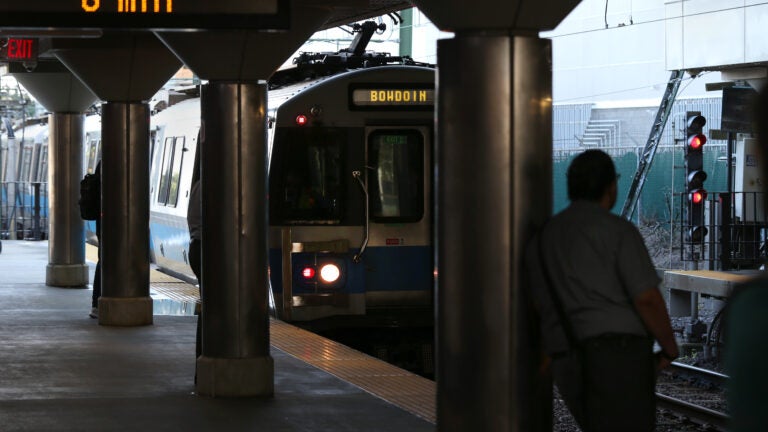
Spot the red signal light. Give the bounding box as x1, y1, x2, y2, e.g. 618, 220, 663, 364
295, 115, 308, 126
688, 134, 706, 150
301, 267, 315, 279
690, 190, 707, 204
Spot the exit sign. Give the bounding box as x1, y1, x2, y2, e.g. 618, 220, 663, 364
2, 38, 38, 62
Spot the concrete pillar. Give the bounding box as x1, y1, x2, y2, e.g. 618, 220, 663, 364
98, 102, 152, 326
436, 34, 553, 432
8, 62, 99, 288
46, 113, 89, 287
195, 82, 273, 397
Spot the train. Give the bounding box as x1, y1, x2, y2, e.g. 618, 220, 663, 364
148, 65, 436, 331
0, 112, 102, 242
0, 115, 52, 241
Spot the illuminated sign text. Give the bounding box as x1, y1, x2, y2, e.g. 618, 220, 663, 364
0, 0, 287, 30
6, 38, 37, 60
352, 88, 435, 107
81, 0, 173, 13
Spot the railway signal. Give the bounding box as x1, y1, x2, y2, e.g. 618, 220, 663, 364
685, 112, 708, 242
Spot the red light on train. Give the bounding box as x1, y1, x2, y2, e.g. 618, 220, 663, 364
295, 114, 308, 126
301, 267, 315, 279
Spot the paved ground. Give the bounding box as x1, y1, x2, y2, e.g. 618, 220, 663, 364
0, 241, 433, 432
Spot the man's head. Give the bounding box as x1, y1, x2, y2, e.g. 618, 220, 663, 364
567, 149, 618, 208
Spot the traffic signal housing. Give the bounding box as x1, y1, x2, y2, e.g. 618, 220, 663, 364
685, 112, 708, 242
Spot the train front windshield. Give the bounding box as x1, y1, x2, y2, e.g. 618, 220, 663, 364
270, 128, 345, 224
270, 127, 425, 226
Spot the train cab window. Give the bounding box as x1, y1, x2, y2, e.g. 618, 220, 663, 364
157, 136, 186, 207
368, 130, 424, 222
270, 128, 344, 224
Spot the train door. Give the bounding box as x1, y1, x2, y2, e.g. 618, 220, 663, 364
361, 126, 432, 310
269, 126, 362, 322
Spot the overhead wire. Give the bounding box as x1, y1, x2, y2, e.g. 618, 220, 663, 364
555, 75, 697, 104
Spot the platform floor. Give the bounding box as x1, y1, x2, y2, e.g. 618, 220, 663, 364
0, 240, 434, 431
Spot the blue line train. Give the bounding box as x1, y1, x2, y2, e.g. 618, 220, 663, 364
149, 65, 435, 328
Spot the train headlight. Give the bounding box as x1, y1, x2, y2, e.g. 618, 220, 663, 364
319, 264, 341, 283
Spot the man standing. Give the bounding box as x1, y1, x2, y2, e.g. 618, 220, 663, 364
527, 149, 679, 432
88, 161, 102, 319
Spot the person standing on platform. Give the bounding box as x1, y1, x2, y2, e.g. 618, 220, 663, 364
527, 149, 679, 432
83, 161, 101, 319
187, 179, 202, 361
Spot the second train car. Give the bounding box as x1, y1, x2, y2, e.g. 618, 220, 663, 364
149, 65, 436, 330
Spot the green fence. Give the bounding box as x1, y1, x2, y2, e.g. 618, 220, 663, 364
553, 145, 729, 225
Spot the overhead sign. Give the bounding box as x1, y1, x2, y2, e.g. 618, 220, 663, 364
0, 0, 288, 30
2, 38, 38, 62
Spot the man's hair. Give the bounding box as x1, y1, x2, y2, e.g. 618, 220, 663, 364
567, 149, 617, 201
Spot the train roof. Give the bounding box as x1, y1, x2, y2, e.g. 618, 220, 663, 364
151, 65, 435, 129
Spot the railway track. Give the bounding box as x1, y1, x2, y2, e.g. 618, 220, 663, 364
655, 362, 729, 431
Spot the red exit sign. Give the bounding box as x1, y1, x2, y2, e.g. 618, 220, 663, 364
4, 38, 37, 61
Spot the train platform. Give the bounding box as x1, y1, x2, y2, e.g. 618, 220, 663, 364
0, 240, 435, 432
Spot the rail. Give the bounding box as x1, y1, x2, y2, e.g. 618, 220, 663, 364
656, 362, 729, 430
668, 361, 729, 387
655, 393, 728, 431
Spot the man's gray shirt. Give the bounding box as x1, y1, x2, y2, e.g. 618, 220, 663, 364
527, 200, 661, 354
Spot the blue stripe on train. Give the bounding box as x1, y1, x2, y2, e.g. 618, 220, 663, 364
269, 245, 431, 294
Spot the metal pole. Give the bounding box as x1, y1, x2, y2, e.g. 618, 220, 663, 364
196, 82, 273, 397
437, 34, 552, 432
45, 113, 88, 287
98, 102, 152, 326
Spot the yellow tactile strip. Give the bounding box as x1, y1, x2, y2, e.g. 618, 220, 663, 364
150, 282, 201, 304
270, 319, 437, 424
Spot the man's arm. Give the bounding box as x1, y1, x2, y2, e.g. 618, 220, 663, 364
633, 287, 679, 370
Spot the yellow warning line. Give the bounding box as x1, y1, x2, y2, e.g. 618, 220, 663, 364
270, 319, 436, 424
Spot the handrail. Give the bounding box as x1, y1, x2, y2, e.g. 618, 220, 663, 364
352, 170, 369, 263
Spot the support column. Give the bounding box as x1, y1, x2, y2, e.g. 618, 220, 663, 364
437, 34, 552, 431
46, 113, 89, 287
195, 82, 273, 397
98, 102, 152, 326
